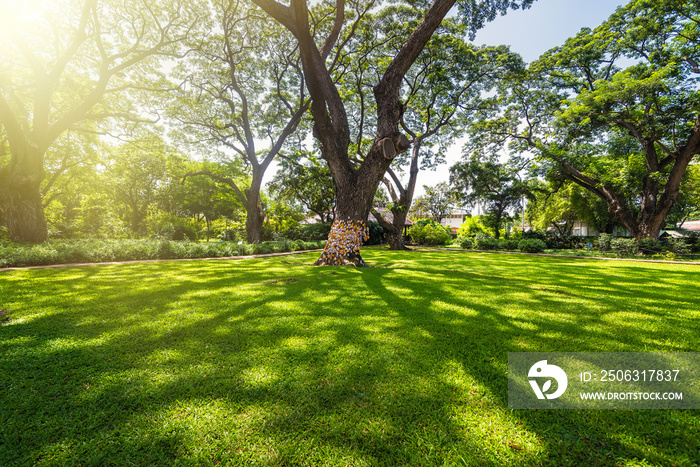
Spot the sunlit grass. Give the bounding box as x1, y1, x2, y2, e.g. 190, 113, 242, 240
1, 249, 699, 466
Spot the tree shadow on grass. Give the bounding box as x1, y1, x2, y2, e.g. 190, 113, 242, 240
0, 251, 699, 466
359, 249, 700, 466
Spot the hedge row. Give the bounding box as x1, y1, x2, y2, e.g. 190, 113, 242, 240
0, 239, 327, 269
459, 237, 547, 254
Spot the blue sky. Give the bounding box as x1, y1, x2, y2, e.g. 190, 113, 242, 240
474, 0, 628, 62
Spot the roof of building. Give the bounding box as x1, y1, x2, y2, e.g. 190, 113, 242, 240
369, 207, 415, 226
680, 220, 700, 231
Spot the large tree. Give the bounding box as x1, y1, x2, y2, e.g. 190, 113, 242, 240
360, 9, 520, 249
170, 0, 309, 243
251, 0, 534, 265
0, 0, 197, 243
470, 0, 700, 240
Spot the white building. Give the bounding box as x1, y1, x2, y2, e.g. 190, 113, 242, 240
440, 208, 469, 234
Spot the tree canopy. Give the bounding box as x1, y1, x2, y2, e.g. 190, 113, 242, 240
468, 0, 700, 240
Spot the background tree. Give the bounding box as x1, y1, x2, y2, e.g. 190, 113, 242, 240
450, 155, 527, 238
251, 0, 534, 265
267, 150, 336, 223
0, 0, 197, 242
106, 133, 169, 237
525, 180, 614, 235
469, 0, 700, 240
169, 0, 308, 244
415, 182, 455, 225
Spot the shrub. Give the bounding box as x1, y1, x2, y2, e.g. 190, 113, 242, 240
158, 225, 197, 241
363, 221, 385, 246
459, 237, 474, 249
456, 217, 487, 238
252, 241, 279, 255
544, 233, 576, 250
638, 238, 664, 255
518, 239, 546, 253
499, 239, 520, 251
408, 220, 451, 246
610, 238, 638, 257
686, 232, 700, 253
284, 222, 332, 241
474, 237, 499, 251
668, 238, 691, 256
219, 229, 239, 242
522, 230, 547, 242
597, 233, 613, 251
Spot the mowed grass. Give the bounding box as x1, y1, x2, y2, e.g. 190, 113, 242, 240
0, 249, 699, 466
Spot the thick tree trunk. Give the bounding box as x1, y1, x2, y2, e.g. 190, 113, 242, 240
386, 226, 408, 250
373, 207, 409, 250
0, 144, 49, 243
314, 173, 377, 266
245, 194, 265, 244
244, 171, 266, 244
0, 180, 49, 243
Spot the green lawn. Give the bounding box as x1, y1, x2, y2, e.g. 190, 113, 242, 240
1, 249, 699, 466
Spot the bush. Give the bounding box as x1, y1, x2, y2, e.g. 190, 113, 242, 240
408, 220, 451, 246
638, 238, 664, 255
363, 221, 385, 246
0, 238, 329, 268
544, 233, 576, 250
284, 222, 332, 241
158, 225, 198, 241
459, 237, 474, 250
456, 217, 487, 238
518, 239, 546, 253
219, 229, 239, 242
686, 232, 700, 253
474, 237, 499, 251
499, 239, 520, 251
522, 230, 547, 242
597, 233, 613, 251
668, 238, 691, 256
610, 238, 638, 257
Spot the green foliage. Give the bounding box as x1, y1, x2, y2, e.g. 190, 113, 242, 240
598, 233, 613, 252
461, 236, 522, 251
0, 239, 327, 268
411, 183, 455, 223
518, 239, 547, 253
610, 238, 639, 257
470, 1, 700, 239
450, 155, 526, 239
363, 221, 386, 246
408, 220, 451, 246
499, 239, 520, 251
459, 237, 475, 249
158, 225, 198, 241
638, 238, 664, 255
456, 216, 488, 238
283, 223, 332, 241
219, 223, 246, 242
667, 238, 691, 256
474, 237, 499, 251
